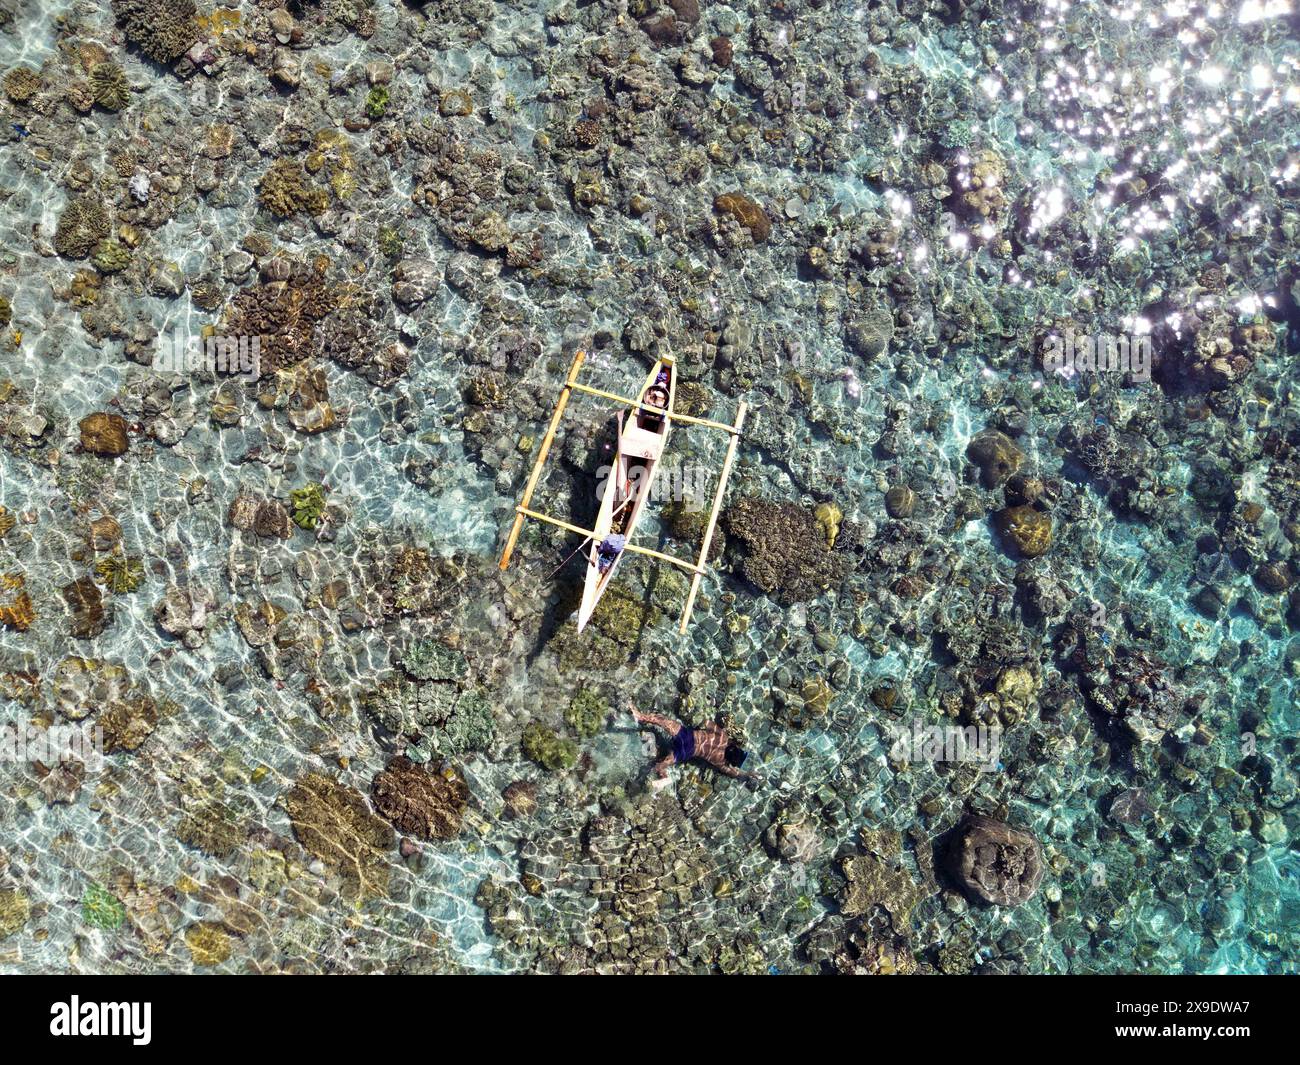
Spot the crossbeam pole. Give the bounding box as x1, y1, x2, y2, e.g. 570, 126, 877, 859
498, 349, 586, 570
569, 382, 741, 435
516, 507, 705, 575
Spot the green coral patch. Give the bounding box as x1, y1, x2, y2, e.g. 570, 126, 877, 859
290, 483, 328, 529
81, 883, 126, 930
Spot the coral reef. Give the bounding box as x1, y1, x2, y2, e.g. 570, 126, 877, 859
98, 693, 163, 753
966, 429, 1024, 490
521, 723, 578, 772
54, 198, 111, 260
258, 159, 328, 219
282, 773, 394, 901
62, 577, 107, 638
947, 816, 1044, 908
839, 829, 927, 936
722, 498, 852, 603
94, 554, 145, 594
713, 192, 772, 243
290, 483, 328, 530
0, 889, 30, 939
0, 574, 35, 632
0, 0, 1295, 981
81, 885, 127, 931
564, 689, 607, 740
91, 239, 132, 274
996, 505, 1053, 558
3, 67, 40, 103
184, 922, 231, 966
370, 757, 469, 841
111, 0, 197, 64
89, 62, 129, 110
77, 412, 130, 456
399, 640, 465, 683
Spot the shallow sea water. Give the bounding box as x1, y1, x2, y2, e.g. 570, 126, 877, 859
0, 0, 1296, 974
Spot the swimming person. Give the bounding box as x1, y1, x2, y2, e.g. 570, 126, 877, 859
630, 703, 755, 781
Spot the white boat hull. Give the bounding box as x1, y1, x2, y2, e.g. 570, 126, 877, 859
576, 357, 674, 632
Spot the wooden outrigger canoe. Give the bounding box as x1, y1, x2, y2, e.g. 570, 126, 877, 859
498, 349, 747, 634
575, 355, 676, 633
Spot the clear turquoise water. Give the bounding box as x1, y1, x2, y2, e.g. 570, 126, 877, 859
0, 0, 1295, 973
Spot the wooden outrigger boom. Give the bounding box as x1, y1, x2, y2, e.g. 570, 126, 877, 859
497, 350, 586, 572
497, 349, 748, 634
678, 402, 746, 633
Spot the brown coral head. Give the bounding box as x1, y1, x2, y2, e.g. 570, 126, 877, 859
947, 814, 1043, 907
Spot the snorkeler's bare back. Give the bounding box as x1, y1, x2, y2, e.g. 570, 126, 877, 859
692, 723, 729, 767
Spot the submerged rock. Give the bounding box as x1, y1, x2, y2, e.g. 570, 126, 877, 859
78, 412, 130, 456
0, 574, 34, 633
813, 501, 842, 548
946, 815, 1043, 907
52, 656, 130, 719
86, 515, 122, 551
392, 258, 442, 308
37, 759, 86, 805
765, 806, 822, 863
370, 756, 469, 841
153, 584, 214, 644
501, 780, 537, 819
285, 365, 336, 435
184, 921, 231, 967
62, 577, 107, 638
177, 801, 246, 858
713, 191, 771, 243
283, 772, 394, 901
845, 304, 894, 360
966, 429, 1024, 489
1109, 788, 1153, 825
1255, 561, 1293, 594
227, 491, 258, 531
253, 501, 292, 540
99, 692, 162, 753
995, 505, 1053, 558
0, 888, 30, 939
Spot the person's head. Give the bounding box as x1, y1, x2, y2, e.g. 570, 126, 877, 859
724, 742, 748, 769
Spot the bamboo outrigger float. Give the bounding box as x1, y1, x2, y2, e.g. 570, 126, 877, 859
498, 349, 748, 634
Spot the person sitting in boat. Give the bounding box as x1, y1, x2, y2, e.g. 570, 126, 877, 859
596, 532, 626, 574
629, 703, 755, 781
639, 384, 669, 430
